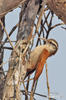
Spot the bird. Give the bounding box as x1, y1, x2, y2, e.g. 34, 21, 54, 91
25, 39, 58, 81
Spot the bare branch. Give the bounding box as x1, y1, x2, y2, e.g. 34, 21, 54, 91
0, 0, 26, 18
47, 0, 66, 24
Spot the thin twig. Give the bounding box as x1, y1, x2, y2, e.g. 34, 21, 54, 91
45, 62, 50, 100
38, 37, 47, 42
22, 81, 28, 96
30, 79, 35, 100
4, 41, 16, 43
25, 76, 30, 100
3, 23, 18, 46
0, 20, 15, 49
0, 19, 19, 56
0, 0, 26, 17
45, 12, 54, 39
24, 78, 34, 83
35, 9, 50, 46
3, 46, 13, 50
50, 23, 64, 30
21, 90, 56, 100
44, 11, 49, 27
36, 7, 48, 33
0, 58, 14, 68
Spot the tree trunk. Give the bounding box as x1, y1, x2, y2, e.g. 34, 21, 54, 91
0, 17, 5, 100
17, 0, 40, 40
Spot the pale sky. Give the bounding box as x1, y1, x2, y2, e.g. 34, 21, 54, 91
3, 8, 66, 100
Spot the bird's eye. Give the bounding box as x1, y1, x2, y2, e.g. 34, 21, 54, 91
49, 41, 53, 44
49, 41, 56, 47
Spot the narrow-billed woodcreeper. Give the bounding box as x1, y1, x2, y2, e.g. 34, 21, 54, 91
25, 39, 58, 81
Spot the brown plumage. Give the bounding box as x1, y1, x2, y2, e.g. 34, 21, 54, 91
25, 39, 58, 81
34, 49, 50, 81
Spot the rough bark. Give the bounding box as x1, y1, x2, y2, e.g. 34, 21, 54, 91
2, 40, 27, 100
47, 0, 66, 24
0, 17, 5, 99
17, 0, 40, 40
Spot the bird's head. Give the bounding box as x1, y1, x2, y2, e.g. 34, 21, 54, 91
44, 39, 58, 56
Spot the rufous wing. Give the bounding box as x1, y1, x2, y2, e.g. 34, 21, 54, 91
34, 49, 50, 81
